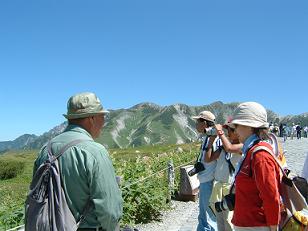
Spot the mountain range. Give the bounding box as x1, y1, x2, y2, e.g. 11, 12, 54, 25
1, 101, 307, 152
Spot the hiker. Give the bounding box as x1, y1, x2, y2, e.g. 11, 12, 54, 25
31, 92, 123, 231
230, 102, 281, 231
291, 123, 297, 140
282, 124, 288, 142
206, 120, 242, 231
304, 126, 308, 138
192, 111, 217, 231
279, 123, 283, 137
296, 124, 302, 139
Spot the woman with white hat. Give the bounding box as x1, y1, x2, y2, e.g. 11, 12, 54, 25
230, 102, 280, 231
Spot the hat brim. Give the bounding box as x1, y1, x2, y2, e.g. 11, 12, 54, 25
231, 119, 269, 128
192, 116, 201, 120
223, 123, 235, 129
192, 116, 215, 122
63, 110, 109, 119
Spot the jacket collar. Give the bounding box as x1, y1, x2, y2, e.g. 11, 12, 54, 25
64, 124, 94, 140
242, 134, 259, 155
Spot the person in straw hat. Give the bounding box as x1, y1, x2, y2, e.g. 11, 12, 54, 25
230, 102, 280, 231
192, 110, 218, 231
32, 92, 123, 231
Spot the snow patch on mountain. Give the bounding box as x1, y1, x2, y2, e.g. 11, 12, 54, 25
146, 122, 153, 133
144, 136, 151, 144
111, 113, 131, 148
174, 129, 184, 144
127, 129, 137, 146
173, 104, 192, 140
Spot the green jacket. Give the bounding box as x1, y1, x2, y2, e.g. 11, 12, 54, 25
33, 125, 123, 231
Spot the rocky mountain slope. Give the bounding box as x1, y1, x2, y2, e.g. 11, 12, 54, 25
1, 101, 306, 151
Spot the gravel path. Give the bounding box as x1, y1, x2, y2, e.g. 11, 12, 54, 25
135, 137, 308, 231
282, 137, 308, 175
134, 200, 199, 231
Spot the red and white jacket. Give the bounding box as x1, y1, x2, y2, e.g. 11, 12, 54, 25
232, 141, 281, 227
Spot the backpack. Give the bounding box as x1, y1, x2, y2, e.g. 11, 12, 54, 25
25, 139, 90, 231
249, 135, 308, 231
267, 133, 287, 169
293, 176, 308, 204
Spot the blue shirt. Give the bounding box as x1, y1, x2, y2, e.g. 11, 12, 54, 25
234, 134, 260, 178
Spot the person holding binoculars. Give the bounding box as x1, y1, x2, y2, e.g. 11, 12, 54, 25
192, 111, 218, 231
206, 119, 242, 231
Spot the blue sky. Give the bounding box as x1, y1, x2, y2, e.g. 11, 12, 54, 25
0, 0, 307, 141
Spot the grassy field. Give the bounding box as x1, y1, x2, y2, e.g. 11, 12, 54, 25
0, 142, 199, 230
0, 150, 37, 230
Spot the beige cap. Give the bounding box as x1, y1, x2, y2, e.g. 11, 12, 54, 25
231, 102, 269, 128
63, 92, 109, 119
192, 111, 215, 122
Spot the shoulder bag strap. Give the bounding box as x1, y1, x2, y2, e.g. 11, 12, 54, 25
47, 139, 90, 161
47, 138, 93, 226
250, 145, 308, 212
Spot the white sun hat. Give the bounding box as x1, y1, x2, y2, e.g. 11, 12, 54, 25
231, 102, 269, 128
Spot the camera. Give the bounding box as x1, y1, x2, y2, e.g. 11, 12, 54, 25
215, 193, 235, 212
188, 162, 205, 176
205, 127, 217, 136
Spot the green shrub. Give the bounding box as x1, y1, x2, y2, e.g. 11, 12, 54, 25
117, 156, 170, 224
113, 147, 196, 225
0, 159, 25, 180
0, 204, 24, 229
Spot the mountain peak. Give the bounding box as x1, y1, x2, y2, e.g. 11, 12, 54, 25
130, 102, 162, 110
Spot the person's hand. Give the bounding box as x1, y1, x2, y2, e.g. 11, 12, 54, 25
215, 124, 223, 131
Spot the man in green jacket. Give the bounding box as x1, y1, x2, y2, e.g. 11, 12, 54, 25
33, 92, 123, 231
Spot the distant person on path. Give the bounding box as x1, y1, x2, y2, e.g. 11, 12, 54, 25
304, 126, 308, 138
291, 123, 297, 139
32, 92, 123, 231
282, 124, 288, 142
192, 111, 217, 231
296, 124, 302, 139
230, 102, 280, 231
279, 123, 283, 137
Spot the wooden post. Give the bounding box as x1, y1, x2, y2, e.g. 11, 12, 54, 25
167, 160, 175, 203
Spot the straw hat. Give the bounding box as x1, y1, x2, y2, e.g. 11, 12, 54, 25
192, 111, 215, 122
